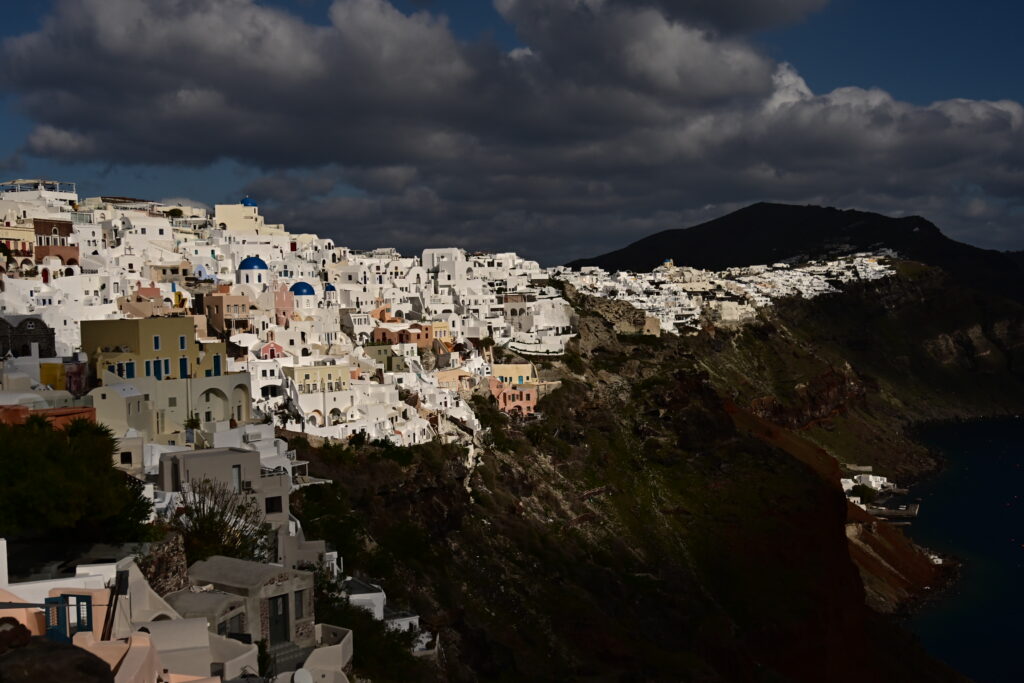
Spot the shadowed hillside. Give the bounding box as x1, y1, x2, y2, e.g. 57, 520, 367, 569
568, 203, 1024, 301
282, 263, 1024, 682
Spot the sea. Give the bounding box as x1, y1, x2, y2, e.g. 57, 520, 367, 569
903, 417, 1024, 683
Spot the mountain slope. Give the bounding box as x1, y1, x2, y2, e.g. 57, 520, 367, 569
281, 265, 1024, 682
568, 203, 1024, 301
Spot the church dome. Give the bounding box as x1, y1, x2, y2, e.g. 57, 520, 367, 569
289, 281, 315, 296
238, 256, 269, 270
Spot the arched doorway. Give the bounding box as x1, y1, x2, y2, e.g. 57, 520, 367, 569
231, 384, 251, 422
199, 388, 230, 423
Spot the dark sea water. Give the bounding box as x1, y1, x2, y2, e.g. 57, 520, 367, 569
905, 417, 1024, 683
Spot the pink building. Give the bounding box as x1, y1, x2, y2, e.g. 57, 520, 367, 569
487, 376, 538, 416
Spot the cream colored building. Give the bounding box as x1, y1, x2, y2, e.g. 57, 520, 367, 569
213, 201, 285, 234
82, 317, 253, 440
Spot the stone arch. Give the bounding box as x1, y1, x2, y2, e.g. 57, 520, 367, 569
66, 258, 78, 266
231, 384, 251, 422
64, 267, 74, 277
199, 387, 230, 422
307, 410, 324, 427
329, 408, 343, 425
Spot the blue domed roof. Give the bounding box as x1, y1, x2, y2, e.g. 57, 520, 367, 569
289, 281, 315, 296
241, 197, 258, 207
324, 283, 336, 292
239, 256, 269, 270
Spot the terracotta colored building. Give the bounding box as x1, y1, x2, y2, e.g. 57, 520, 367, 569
371, 322, 434, 349
0, 405, 96, 428
33, 218, 79, 265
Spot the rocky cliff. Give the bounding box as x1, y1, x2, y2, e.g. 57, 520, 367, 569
285, 261, 1023, 682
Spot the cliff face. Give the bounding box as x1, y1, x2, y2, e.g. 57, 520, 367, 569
290, 267, 1008, 682
690, 263, 1024, 479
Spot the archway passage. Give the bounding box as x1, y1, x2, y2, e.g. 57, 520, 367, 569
231, 384, 251, 422
199, 388, 230, 423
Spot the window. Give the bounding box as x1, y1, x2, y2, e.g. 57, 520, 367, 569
168, 397, 177, 408
179, 335, 186, 350
120, 452, 132, 465
153, 335, 160, 350
265, 496, 283, 514
163, 359, 170, 376
125, 362, 135, 379
231, 465, 241, 493
294, 590, 305, 620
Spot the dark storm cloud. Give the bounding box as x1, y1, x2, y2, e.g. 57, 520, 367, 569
611, 0, 828, 32
2, 0, 1024, 263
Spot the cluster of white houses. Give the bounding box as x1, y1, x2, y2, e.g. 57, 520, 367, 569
0, 178, 580, 682
554, 253, 894, 332
0, 178, 899, 681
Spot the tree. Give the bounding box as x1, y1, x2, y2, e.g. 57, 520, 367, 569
0, 418, 152, 542
170, 479, 272, 564
850, 484, 878, 504
164, 208, 184, 218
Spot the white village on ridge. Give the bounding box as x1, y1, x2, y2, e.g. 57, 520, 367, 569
0, 178, 895, 681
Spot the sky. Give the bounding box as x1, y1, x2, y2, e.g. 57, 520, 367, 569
2, 0, 1023, 264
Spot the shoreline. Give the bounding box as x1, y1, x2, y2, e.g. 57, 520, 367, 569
864, 415, 1022, 617
882, 415, 1024, 682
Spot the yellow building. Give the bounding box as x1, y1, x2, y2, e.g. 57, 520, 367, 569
82, 317, 252, 440
430, 320, 453, 344
490, 362, 538, 386
282, 364, 353, 395
82, 316, 228, 383
0, 222, 36, 264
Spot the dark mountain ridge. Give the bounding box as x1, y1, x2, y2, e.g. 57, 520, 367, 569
569, 203, 1024, 301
